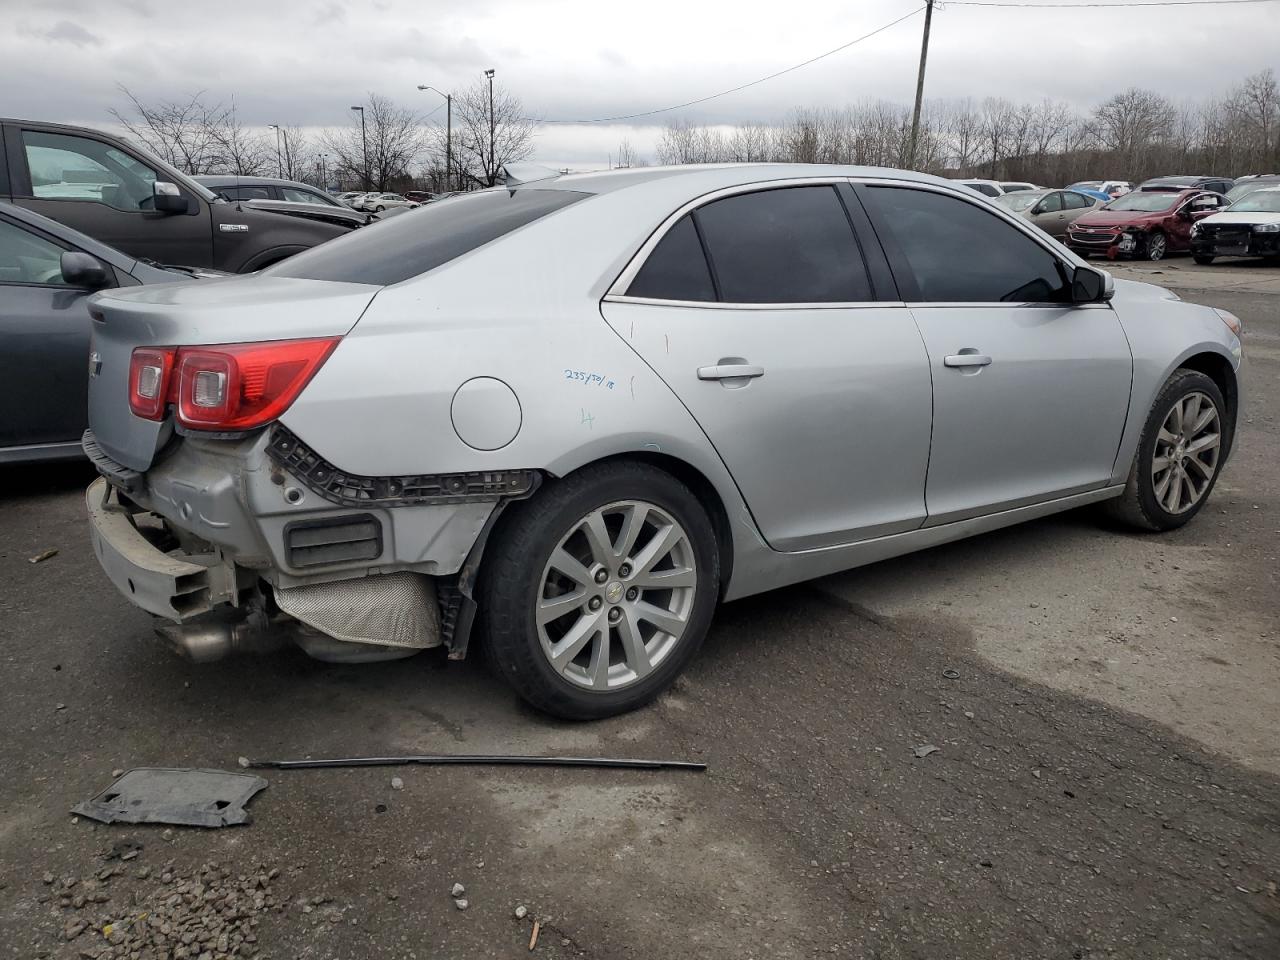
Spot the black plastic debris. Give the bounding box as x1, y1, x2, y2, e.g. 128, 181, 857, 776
72, 768, 267, 828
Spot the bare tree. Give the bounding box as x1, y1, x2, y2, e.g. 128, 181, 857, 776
1092, 88, 1176, 174
322, 94, 426, 191
445, 80, 535, 187
613, 138, 644, 168
111, 86, 275, 176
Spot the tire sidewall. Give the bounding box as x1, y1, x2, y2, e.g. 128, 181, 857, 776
483, 465, 719, 719
1131, 371, 1227, 530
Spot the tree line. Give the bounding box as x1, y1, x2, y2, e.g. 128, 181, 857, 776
649, 69, 1279, 185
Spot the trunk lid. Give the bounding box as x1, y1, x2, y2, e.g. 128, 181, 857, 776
88, 275, 378, 471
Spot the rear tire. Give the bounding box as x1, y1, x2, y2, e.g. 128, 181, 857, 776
1106, 369, 1228, 531
1193, 254, 1215, 265
480, 461, 720, 720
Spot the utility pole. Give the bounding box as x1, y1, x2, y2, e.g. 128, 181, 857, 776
350, 105, 368, 189
318, 153, 328, 190
485, 68, 496, 185
269, 124, 282, 177
907, 0, 935, 171
417, 85, 453, 192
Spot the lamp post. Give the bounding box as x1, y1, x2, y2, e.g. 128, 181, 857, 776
350, 105, 368, 189
318, 153, 328, 191
268, 124, 282, 177
484, 68, 495, 185
416, 85, 453, 193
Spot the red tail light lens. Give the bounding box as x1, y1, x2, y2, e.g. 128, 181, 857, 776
175, 337, 341, 431
128, 347, 177, 420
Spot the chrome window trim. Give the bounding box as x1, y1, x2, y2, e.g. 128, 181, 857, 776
607, 174, 1092, 311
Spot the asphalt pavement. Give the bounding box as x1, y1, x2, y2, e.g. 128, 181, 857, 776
1, 259, 1277, 959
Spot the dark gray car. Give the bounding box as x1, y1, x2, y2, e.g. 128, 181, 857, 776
0, 202, 214, 463
0, 119, 359, 273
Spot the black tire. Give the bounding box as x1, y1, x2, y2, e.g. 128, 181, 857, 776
480, 460, 720, 720
375, 205, 385, 213
1193, 254, 1215, 265
1106, 369, 1229, 531
1144, 230, 1168, 261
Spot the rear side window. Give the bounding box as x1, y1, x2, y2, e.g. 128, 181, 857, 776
627, 215, 715, 302
218, 185, 272, 201
864, 186, 1067, 303
700, 186, 870, 303
267, 189, 589, 285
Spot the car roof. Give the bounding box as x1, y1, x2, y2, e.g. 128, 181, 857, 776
518, 163, 975, 198
195, 175, 326, 191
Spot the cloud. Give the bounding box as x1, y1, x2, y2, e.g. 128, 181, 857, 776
18, 19, 102, 47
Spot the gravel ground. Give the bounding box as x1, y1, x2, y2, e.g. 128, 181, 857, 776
1, 260, 1276, 959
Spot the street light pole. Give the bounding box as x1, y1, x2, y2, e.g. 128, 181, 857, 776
269, 124, 282, 177
350, 105, 368, 189
484, 68, 495, 185
907, 0, 935, 170
319, 153, 328, 190
417, 85, 453, 193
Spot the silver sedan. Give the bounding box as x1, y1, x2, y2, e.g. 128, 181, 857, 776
83, 164, 1244, 719
994, 188, 1104, 238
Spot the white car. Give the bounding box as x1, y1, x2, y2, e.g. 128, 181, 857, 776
953, 178, 1006, 198
363, 193, 420, 213
1070, 180, 1132, 199
1190, 186, 1280, 263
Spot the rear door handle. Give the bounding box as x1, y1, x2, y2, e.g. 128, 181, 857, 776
943, 354, 992, 368
697, 363, 764, 381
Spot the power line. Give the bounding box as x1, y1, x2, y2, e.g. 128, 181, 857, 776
947, 0, 1275, 7
527, 6, 926, 124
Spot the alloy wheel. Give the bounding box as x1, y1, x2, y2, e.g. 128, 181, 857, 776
1151, 391, 1221, 514
1147, 233, 1167, 260
536, 500, 697, 690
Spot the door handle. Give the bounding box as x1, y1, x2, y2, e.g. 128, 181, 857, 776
698, 363, 764, 381
943, 353, 992, 368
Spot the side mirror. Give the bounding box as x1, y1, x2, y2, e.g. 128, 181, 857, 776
60, 251, 112, 290
1071, 265, 1110, 304
1030, 203, 1044, 216
153, 181, 190, 214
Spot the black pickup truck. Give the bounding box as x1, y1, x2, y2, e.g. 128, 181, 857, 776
0, 119, 357, 272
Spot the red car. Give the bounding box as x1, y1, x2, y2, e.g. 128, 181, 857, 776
1064, 189, 1229, 261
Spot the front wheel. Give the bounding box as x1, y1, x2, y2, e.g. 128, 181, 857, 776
374, 205, 385, 213
1106, 369, 1228, 531
480, 461, 720, 719
1145, 231, 1168, 261
1193, 254, 1215, 265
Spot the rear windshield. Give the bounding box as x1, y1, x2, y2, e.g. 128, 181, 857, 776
267, 188, 588, 285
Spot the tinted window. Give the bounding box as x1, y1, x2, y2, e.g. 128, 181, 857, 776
627, 215, 715, 302
0, 218, 70, 286
267, 189, 588, 285
218, 185, 273, 201
23, 130, 159, 212
693, 186, 871, 303
864, 186, 1067, 303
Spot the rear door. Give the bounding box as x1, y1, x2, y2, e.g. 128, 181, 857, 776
602, 182, 933, 551
857, 181, 1132, 524
6, 124, 213, 267
0, 213, 97, 450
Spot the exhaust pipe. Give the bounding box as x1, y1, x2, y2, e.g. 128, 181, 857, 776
154, 604, 284, 663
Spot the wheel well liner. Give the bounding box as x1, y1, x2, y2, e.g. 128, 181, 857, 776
1179, 351, 1239, 455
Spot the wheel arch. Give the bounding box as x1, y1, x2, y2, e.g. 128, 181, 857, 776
1178, 350, 1239, 455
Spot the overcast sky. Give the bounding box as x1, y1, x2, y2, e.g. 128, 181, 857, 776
3, 0, 1278, 169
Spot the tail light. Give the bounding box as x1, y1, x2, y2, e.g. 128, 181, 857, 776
128, 337, 340, 431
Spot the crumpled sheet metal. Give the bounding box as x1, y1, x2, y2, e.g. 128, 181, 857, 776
72, 768, 267, 828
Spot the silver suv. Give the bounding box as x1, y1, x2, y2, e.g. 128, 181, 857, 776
84, 164, 1244, 719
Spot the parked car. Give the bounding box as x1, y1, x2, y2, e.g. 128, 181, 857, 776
1066, 187, 1114, 203
361, 192, 420, 213
196, 175, 347, 210
83, 164, 1243, 719
403, 191, 435, 203
952, 178, 1005, 197
337, 192, 367, 208
999, 181, 1041, 193
1065, 188, 1229, 260
1139, 175, 1235, 196
1225, 174, 1280, 204
0, 119, 356, 272
993, 188, 1103, 238
1069, 180, 1132, 199
0, 202, 217, 463
1190, 186, 1280, 264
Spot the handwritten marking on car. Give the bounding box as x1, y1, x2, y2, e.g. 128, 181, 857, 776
564, 370, 615, 389
580, 409, 595, 429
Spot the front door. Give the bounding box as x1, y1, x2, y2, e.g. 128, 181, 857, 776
8, 125, 212, 267
858, 182, 1132, 524
602, 183, 933, 551
0, 215, 94, 451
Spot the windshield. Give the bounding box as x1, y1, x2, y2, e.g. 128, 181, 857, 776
995, 192, 1041, 212
1106, 192, 1178, 212
1227, 190, 1280, 213
1069, 181, 1101, 190
1226, 180, 1278, 202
